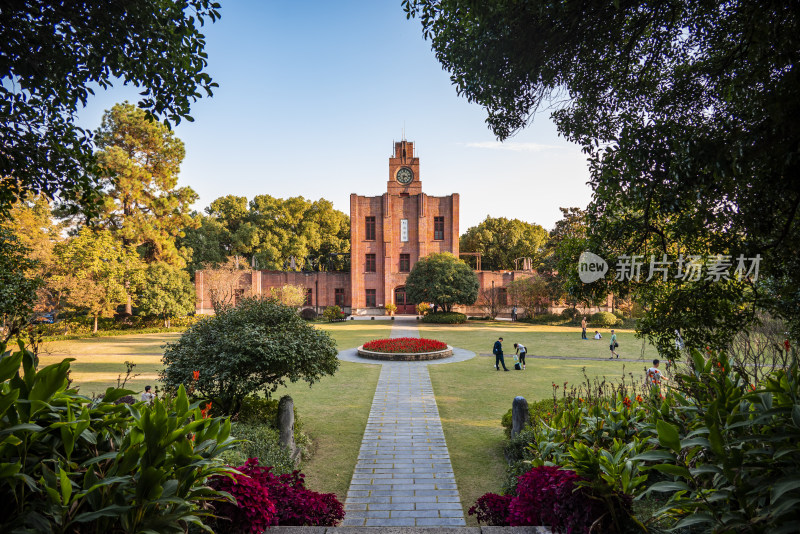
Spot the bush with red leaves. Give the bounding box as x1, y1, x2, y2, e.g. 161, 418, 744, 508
509, 466, 608, 532
209, 459, 276, 533
210, 458, 344, 531
259, 469, 344, 526
470, 466, 612, 533
468, 492, 512, 526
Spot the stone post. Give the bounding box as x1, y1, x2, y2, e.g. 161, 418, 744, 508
277, 395, 297, 461
511, 396, 530, 437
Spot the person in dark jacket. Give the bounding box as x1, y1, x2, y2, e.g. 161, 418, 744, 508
493, 337, 509, 371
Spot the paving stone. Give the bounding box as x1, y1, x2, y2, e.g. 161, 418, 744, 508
416, 517, 468, 526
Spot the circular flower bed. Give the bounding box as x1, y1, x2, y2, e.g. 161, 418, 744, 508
358, 337, 453, 361
362, 337, 447, 353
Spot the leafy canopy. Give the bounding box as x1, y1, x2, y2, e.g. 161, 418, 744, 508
0, 0, 220, 214
161, 297, 339, 414
405, 252, 479, 313
460, 216, 548, 271
405, 0, 800, 341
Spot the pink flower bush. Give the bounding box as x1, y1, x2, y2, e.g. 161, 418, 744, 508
362, 337, 447, 353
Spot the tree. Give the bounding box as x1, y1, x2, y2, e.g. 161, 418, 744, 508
161, 297, 339, 414
203, 258, 252, 313
0, 228, 41, 342
541, 207, 609, 310
90, 102, 198, 314
1, 196, 66, 315
178, 213, 230, 276
460, 216, 548, 271
508, 274, 553, 318
0, 0, 220, 214
137, 263, 196, 327
268, 285, 307, 308
405, 252, 479, 312
404, 1, 800, 341
53, 228, 142, 332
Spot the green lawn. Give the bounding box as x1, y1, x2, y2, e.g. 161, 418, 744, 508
33, 321, 657, 520
420, 321, 659, 360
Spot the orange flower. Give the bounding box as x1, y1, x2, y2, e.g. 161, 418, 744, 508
578, 397, 584, 403
749, 384, 756, 391
636, 395, 643, 403
201, 401, 213, 418
192, 370, 200, 381
623, 396, 632, 408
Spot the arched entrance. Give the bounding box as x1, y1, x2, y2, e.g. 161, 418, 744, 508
394, 286, 416, 315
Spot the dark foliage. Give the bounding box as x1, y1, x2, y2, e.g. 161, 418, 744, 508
0, 0, 220, 214
210, 459, 344, 529
468, 493, 512, 526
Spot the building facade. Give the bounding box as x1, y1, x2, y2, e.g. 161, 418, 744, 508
195, 140, 610, 316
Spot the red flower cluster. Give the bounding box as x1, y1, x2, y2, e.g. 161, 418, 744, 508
362, 337, 447, 353
209, 458, 344, 530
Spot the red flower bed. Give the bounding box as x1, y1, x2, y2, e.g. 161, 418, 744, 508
362, 337, 447, 353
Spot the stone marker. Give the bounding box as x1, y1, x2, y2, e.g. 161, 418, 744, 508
511, 396, 529, 437
278, 395, 298, 463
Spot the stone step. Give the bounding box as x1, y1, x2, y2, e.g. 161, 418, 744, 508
267, 528, 550, 533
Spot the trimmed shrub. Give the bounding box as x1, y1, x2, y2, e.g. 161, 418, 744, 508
560, 307, 581, 322
322, 305, 344, 322
590, 311, 618, 328
421, 311, 467, 324
613, 309, 625, 319
161, 297, 338, 414
299, 307, 317, 320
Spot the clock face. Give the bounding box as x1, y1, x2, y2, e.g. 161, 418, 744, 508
396, 167, 414, 185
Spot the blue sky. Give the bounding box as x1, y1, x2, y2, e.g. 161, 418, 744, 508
76, 1, 592, 232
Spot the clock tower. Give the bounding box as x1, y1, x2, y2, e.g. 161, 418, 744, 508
387, 140, 422, 195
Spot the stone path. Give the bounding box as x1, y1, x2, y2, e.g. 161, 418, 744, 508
341, 317, 467, 527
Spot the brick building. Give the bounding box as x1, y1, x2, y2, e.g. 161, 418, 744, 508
195, 140, 610, 316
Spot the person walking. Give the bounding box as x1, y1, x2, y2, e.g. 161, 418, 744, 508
513, 342, 527, 370
581, 316, 587, 340
609, 329, 619, 359
511, 306, 518, 321
493, 337, 509, 371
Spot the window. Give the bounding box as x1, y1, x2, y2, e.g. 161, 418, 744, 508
498, 287, 508, 306
434, 216, 445, 240
399, 253, 410, 272
365, 216, 376, 240
365, 254, 376, 272
365, 289, 376, 307
304, 288, 313, 306
335, 288, 345, 307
